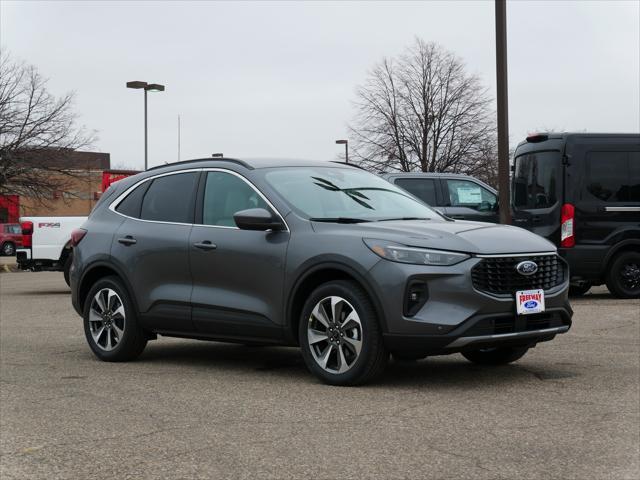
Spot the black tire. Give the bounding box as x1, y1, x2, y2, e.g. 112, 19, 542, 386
1, 242, 15, 256
63, 254, 72, 287
83, 276, 147, 361
569, 282, 591, 297
606, 251, 640, 299
461, 346, 529, 365
299, 280, 388, 386
392, 352, 428, 362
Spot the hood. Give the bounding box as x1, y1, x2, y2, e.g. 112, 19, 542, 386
313, 218, 556, 255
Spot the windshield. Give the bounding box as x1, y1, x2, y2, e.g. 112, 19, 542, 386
264, 167, 439, 221
512, 151, 561, 209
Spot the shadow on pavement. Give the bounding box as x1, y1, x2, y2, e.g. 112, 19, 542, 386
135, 340, 578, 388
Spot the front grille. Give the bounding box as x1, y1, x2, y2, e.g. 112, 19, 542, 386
465, 312, 568, 336
471, 254, 564, 296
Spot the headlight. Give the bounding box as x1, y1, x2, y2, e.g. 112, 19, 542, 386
364, 239, 469, 266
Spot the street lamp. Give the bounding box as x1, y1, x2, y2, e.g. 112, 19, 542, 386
126, 81, 165, 170
335, 139, 349, 163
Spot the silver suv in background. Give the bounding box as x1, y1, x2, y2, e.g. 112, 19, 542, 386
70, 158, 571, 385
381, 172, 499, 223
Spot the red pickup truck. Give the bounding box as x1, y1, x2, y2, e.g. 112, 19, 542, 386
1, 223, 23, 256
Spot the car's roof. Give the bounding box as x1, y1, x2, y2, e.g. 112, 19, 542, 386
147, 157, 357, 171
380, 171, 476, 179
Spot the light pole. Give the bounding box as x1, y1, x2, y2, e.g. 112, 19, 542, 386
335, 139, 348, 163
126, 81, 165, 170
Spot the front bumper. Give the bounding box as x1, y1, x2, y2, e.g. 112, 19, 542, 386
367, 254, 572, 354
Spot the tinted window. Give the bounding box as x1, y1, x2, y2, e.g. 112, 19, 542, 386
140, 173, 198, 223
585, 151, 640, 203
513, 152, 561, 209
446, 179, 497, 210
115, 182, 149, 218
202, 172, 268, 227
395, 178, 437, 205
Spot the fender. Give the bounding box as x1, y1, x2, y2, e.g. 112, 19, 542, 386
285, 256, 387, 343
602, 239, 640, 268
78, 257, 142, 317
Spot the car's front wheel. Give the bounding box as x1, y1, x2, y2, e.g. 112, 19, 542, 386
83, 276, 147, 361
299, 280, 388, 386
461, 346, 529, 365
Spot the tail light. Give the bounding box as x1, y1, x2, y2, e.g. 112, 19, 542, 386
560, 203, 575, 248
21, 221, 33, 248
70, 228, 87, 247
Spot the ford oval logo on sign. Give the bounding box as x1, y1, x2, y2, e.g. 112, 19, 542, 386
524, 300, 538, 309
516, 260, 538, 276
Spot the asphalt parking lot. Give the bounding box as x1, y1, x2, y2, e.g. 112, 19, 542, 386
1, 271, 638, 480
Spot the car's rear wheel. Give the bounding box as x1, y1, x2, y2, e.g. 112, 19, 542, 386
1, 242, 15, 256
299, 280, 388, 386
83, 276, 147, 361
461, 346, 529, 365
63, 254, 72, 287
606, 251, 640, 299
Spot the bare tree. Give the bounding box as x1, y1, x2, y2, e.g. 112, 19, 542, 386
0, 50, 95, 205
350, 38, 496, 181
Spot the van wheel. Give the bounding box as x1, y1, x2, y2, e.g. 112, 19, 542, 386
606, 251, 640, 299
1, 242, 15, 256
569, 282, 591, 296
83, 276, 147, 361
462, 346, 529, 365
299, 280, 388, 386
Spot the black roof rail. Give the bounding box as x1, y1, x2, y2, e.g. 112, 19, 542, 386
330, 161, 367, 171
146, 157, 253, 171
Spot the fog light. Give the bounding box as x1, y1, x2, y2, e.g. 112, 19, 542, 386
404, 280, 428, 317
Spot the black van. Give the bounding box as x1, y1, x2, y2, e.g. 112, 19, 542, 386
511, 133, 640, 298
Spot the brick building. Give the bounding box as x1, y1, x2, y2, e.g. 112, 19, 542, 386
0, 151, 110, 222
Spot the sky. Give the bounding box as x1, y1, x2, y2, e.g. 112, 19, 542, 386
1, 0, 639, 171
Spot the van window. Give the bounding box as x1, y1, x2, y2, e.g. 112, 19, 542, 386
140, 172, 198, 223
394, 178, 437, 205
513, 152, 561, 209
585, 152, 627, 202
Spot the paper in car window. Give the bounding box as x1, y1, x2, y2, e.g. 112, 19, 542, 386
457, 186, 482, 204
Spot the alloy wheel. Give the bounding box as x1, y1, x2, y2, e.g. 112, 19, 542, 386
88, 288, 126, 351
307, 296, 363, 374
620, 262, 640, 290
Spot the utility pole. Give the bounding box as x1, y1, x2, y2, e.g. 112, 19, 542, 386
495, 0, 512, 224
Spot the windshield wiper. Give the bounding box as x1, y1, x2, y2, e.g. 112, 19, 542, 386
376, 217, 431, 222
310, 217, 371, 224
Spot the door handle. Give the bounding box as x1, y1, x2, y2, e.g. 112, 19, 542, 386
117, 236, 137, 246
194, 241, 217, 251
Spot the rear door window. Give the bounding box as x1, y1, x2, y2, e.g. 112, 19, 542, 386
446, 179, 497, 211
140, 172, 199, 223
394, 178, 437, 205
512, 152, 561, 209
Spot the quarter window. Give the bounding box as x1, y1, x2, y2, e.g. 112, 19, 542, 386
201, 172, 268, 227
394, 178, 437, 206
115, 182, 149, 218
140, 172, 198, 223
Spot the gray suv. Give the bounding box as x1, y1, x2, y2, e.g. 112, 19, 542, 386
70, 158, 572, 385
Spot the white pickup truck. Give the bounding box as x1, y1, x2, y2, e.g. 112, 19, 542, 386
16, 216, 87, 286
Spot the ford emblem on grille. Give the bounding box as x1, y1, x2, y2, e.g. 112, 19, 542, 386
516, 260, 538, 276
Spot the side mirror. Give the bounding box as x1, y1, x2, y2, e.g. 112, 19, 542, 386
233, 208, 285, 231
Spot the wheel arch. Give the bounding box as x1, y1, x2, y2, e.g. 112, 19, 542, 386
285, 261, 386, 345
78, 261, 139, 315
603, 240, 640, 271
